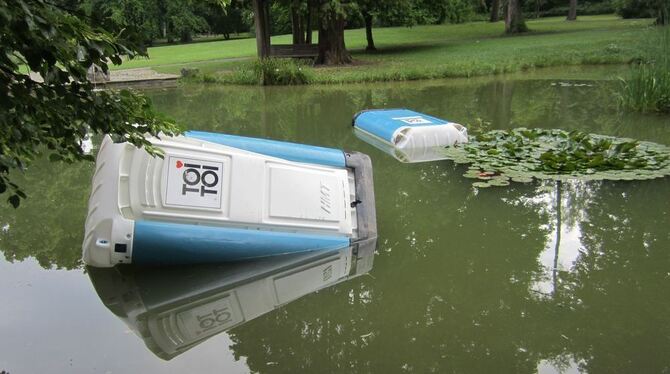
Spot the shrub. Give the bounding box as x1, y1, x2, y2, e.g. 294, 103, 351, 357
614, 0, 655, 18
444, 0, 475, 24
251, 58, 313, 85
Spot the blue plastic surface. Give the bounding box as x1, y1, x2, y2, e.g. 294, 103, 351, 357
185, 131, 346, 168
132, 220, 350, 265
353, 109, 451, 143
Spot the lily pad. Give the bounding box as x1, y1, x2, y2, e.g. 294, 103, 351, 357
443, 127, 670, 188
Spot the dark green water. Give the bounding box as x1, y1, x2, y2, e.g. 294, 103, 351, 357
1, 75, 669, 373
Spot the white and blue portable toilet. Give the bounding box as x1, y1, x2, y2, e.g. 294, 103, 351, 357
82, 132, 376, 267
353, 109, 468, 162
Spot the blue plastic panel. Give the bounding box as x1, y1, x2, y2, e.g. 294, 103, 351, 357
353, 109, 451, 143
132, 220, 350, 265
185, 131, 346, 168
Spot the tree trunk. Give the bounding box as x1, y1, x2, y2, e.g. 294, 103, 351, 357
180, 31, 192, 43
291, 5, 305, 44
503, 0, 509, 23
535, 0, 541, 18
306, 1, 313, 44
505, 0, 528, 33
363, 11, 376, 51
316, 10, 351, 65
490, 0, 500, 22
252, 0, 270, 58
567, 0, 577, 20
656, 2, 669, 25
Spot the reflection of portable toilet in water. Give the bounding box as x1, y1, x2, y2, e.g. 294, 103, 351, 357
353, 109, 468, 163
82, 132, 376, 267
88, 239, 375, 360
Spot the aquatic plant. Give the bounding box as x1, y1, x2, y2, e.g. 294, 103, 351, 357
617, 26, 670, 113
443, 128, 670, 188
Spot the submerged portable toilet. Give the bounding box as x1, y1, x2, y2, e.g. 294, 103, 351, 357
82, 132, 376, 267
353, 109, 468, 162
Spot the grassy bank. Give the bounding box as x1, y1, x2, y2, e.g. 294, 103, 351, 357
116, 15, 655, 84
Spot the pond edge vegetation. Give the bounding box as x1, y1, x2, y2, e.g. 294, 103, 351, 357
616, 26, 670, 113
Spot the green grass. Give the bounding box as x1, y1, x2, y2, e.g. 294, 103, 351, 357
116, 15, 656, 84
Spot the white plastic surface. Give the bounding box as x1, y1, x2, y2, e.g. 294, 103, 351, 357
391, 123, 468, 149
82, 135, 357, 267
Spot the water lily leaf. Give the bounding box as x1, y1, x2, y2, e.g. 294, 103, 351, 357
442, 127, 670, 188
472, 182, 491, 188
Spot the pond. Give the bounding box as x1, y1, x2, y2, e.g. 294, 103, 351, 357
1, 72, 669, 373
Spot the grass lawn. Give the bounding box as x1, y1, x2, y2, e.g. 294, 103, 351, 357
115, 15, 655, 84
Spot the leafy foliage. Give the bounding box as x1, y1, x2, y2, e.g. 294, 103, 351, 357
614, 0, 669, 24
0, 0, 180, 206
444, 128, 670, 188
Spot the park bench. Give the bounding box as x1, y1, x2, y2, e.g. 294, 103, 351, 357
269, 44, 319, 60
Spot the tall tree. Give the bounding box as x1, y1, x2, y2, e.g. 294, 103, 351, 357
567, 0, 577, 20
362, 6, 376, 51
0, 0, 180, 206
252, 0, 271, 58
490, 0, 500, 21
505, 0, 528, 33
315, 0, 352, 65
652, 0, 669, 24
83, 0, 161, 45
358, 0, 425, 52
164, 0, 209, 42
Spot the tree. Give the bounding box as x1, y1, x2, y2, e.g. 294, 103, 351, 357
315, 0, 353, 65
358, 0, 420, 52
0, 0, 180, 207
82, 0, 161, 45
567, 0, 577, 20
490, 0, 501, 21
615, 0, 668, 25
164, 0, 210, 42
505, 0, 528, 33
197, 0, 251, 40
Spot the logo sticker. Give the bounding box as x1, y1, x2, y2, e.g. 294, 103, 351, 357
165, 156, 223, 209
393, 116, 433, 125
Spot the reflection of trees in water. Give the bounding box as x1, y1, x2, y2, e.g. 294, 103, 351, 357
228, 181, 556, 373
228, 176, 670, 373
0, 157, 91, 269
473, 79, 670, 143
555, 179, 670, 373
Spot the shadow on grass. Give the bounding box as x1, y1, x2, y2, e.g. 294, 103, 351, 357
351, 43, 444, 56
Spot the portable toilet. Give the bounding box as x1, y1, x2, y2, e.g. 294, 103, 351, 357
82, 132, 376, 267
353, 109, 468, 162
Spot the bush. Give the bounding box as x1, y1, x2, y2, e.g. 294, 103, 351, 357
251, 58, 313, 85
444, 0, 476, 23
614, 0, 655, 18
533, 1, 616, 17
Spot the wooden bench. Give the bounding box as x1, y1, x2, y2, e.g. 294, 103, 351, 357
269, 44, 319, 59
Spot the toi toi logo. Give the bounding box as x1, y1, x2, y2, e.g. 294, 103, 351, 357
166, 156, 223, 208
176, 161, 220, 197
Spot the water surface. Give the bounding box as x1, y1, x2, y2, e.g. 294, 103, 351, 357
1, 74, 669, 373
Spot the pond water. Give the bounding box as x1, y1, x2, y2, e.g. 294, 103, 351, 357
1, 73, 669, 374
